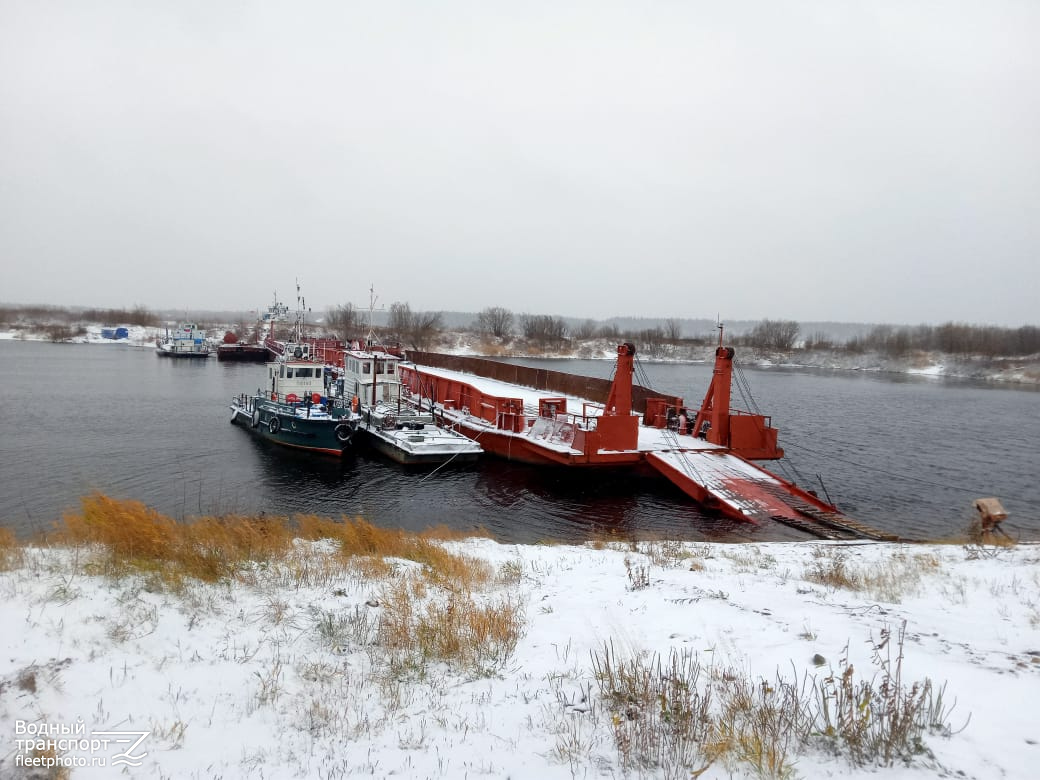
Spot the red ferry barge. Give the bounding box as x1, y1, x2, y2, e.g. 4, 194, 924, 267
396, 335, 895, 541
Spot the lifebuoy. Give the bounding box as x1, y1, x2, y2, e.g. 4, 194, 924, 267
286, 393, 300, 403
334, 423, 352, 443
251, 409, 261, 428
268, 416, 281, 434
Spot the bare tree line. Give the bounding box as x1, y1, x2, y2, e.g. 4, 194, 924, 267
471, 308, 708, 356
0, 304, 158, 327
840, 323, 1040, 357
716, 318, 1040, 357
466, 307, 1040, 357
323, 300, 443, 351
7, 300, 1036, 358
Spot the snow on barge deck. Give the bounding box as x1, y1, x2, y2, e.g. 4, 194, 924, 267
396, 338, 898, 542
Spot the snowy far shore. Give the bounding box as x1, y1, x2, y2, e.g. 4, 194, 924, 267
2, 323, 1038, 386
2, 535, 1038, 779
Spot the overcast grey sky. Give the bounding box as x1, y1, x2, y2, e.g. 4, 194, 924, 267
1, 1, 1037, 326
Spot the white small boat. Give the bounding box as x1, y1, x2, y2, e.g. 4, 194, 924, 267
336, 345, 482, 465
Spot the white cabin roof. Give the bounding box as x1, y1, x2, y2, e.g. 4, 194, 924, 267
343, 348, 403, 362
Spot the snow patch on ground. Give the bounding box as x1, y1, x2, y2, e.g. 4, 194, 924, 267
2, 539, 1038, 779
0, 325, 163, 348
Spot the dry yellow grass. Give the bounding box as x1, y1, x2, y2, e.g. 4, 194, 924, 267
804, 547, 948, 602
0, 526, 22, 571
593, 628, 956, 778
804, 548, 859, 590
28, 746, 71, 780
55, 493, 295, 584
296, 513, 492, 591
378, 578, 525, 676
50, 493, 490, 589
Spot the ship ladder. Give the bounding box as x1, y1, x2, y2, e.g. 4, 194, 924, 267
787, 499, 901, 542
753, 482, 899, 542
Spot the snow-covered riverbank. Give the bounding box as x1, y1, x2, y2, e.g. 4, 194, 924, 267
3, 323, 1038, 385
0, 324, 163, 348
2, 536, 1037, 779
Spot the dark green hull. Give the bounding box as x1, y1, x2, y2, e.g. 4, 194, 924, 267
230, 396, 356, 456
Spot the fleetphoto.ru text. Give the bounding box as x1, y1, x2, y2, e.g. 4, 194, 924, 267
14, 719, 150, 770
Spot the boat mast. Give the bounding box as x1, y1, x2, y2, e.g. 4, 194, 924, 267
365, 284, 378, 348
367, 285, 378, 405
293, 279, 307, 344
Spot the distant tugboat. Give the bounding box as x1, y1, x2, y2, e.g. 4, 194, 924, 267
218, 295, 290, 362
216, 332, 269, 363
156, 323, 211, 358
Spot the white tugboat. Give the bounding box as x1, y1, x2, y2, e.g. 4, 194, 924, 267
337, 344, 482, 465
156, 322, 211, 357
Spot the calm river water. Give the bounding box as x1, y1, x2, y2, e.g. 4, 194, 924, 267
2, 340, 1037, 543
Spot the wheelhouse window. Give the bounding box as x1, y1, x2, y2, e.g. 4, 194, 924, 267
362, 362, 371, 374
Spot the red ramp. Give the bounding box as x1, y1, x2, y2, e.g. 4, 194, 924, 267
646, 450, 897, 540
